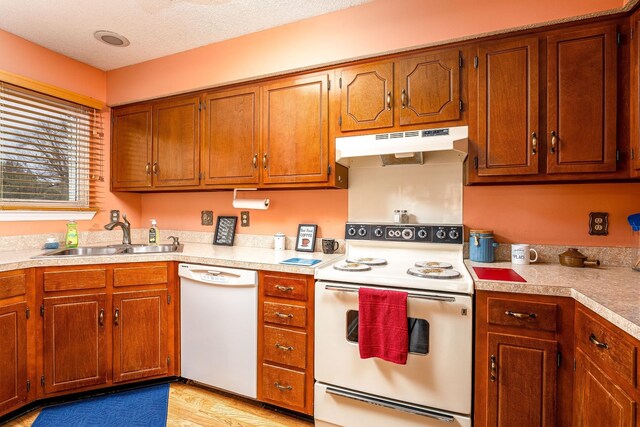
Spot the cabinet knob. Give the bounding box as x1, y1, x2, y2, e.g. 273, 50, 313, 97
263, 154, 268, 170
152, 162, 158, 175
274, 382, 293, 391
275, 343, 294, 351
275, 285, 293, 292
275, 312, 293, 319
589, 333, 609, 349
550, 131, 557, 154
114, 308, 119, 326
490, 354, 497, 382
145, 163, 151, 174
387, 91, 392, 110
531, 132, 538, 155
401, 89, 407, 109
505, 310, 537, 320
98, 309, 104, 327
252, 154, 258, 169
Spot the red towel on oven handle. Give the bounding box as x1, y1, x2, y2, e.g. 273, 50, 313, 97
358, 287, 409, 365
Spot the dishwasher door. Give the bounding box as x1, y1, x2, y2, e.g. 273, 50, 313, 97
179, 263, 258, 398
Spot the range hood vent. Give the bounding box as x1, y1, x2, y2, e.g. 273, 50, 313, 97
336, 126, 468, 167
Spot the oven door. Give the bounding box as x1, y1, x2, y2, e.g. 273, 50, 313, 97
315, 281, 473, 415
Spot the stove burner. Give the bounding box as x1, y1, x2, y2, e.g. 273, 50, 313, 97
414, 261, 452, 269
345, 257, 387, 266
407, 267, 461, 279
333, 262, 372, 272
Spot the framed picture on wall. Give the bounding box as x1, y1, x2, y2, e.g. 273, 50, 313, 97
295, 224, 317, 252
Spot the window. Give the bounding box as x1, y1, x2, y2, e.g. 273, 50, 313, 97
0, 81, 104, 210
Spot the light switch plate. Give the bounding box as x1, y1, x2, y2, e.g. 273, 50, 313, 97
201, 210, 213, 226
240, 211, 250, 227
589, 212, 608, 236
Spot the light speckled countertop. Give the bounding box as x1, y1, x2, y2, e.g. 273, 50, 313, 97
0, 242, 341, 275
467, 260, 640, 341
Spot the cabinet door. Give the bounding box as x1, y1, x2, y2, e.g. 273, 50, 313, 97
573, 348, 635, 427
262, 74, 329, 184
202, 87, 260, 185
111, 104, 152, 189
547, 25, 617, 174
339, 62, 394, 131
113, 290, 168, 383
397, 49, 461, 125
0, 302, 27, 415
152, 96, 200, 187
477, 38, 540, 176
487, 333, 558, 427
43, 294, 107, 394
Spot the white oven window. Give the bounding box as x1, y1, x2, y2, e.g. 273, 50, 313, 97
345, 310, 430, 355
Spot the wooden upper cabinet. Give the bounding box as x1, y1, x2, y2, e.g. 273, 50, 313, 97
397, 49, 461, 126
487, 333, 558, 427
573, 348, 636, 427
339, 62, 394, 131
202, 86, 260, 185
547, 25, 617, 174
43, 294, 107, 394
261, 74, 329, 184
152, 96, 201, 187
113, 290, 168, 383
0, 302, 27, 415
476, 38, 540, 176
111, 104, 152, 190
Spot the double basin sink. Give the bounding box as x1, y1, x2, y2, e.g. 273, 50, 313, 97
36, 244, 184, 258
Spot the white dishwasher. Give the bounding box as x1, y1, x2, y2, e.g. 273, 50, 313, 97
179, 263, 258, 399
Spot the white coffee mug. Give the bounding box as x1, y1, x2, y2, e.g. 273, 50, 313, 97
511, 244, 538, 265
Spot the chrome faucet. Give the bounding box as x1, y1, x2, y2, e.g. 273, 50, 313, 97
104, 211, 131, 245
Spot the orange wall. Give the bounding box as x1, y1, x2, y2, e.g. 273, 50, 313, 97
0, 29, 142, 236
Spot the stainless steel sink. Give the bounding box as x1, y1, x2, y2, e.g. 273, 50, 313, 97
34, 244, 183, 258
123, 244, 183, 254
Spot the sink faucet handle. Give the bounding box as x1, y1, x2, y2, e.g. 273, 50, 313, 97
122, 213, 130, 226
168, 236, 180, 246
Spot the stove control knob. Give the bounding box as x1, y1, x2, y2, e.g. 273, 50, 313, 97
357, 228, 367, 237
448, 229, 460, 240
347, 227, 357, 237
417, 229, 428, 239
373, 228, 383, 237
435, 229, 446, 240
402, 228, 413, 240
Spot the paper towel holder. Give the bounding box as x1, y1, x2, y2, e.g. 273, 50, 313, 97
232, 188, 270, 210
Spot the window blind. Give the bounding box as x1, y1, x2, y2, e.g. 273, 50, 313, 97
0, 81, 104, 209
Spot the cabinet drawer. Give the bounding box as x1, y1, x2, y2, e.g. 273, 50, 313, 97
263, 326, 306, 369
487, 297, 557, 332
264, 302, 306, 328
43, 268, 107, 291
262, 364, 305, 409
263, 274, 307, 301
575, 308, 636, 388
113, 264, 168, 287
0, 271, 27, 299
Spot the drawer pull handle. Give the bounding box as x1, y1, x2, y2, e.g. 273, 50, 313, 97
490, 354, 497, 382
98, 309, 104, 327
275, 285, 294, 292
505, 310, 537, 319
275, 343, 294, 351
589, 333, 609, 349
275, 312, 293, 318
274, 382, 292, 391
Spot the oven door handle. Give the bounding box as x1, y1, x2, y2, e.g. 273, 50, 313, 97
324, 284, 456, 303
325, 386, 455, 423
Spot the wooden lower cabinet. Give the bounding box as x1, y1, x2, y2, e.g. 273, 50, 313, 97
475, 291, 574, 427
0, 301, 28, 415
257, 271, 314, 415
112, 290, 168, 383
42, 294, 108, 394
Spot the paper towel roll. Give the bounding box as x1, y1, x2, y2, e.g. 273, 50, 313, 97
232, 198, 270, 210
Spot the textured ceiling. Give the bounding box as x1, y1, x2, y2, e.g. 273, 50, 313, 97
0, 0, 371, 71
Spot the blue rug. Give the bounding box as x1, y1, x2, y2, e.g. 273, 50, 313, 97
32, 383, 169, 427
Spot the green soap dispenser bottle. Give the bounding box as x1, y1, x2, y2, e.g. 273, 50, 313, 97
149, 219, 158, 245
65, 221, 78, 248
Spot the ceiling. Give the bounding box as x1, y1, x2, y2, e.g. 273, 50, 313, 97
0, 0, 371, 71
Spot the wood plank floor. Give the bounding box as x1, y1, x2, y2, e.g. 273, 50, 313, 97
4, 382, 314, 427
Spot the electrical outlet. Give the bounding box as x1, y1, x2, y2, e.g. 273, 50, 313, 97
589, 212, 608, 236
240, 211, 250, 227
201, 210, 213, 226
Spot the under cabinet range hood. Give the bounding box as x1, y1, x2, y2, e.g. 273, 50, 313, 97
336, 126, 468, 167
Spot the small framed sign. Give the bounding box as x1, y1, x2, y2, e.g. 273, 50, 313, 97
295, 224, 317, 252
214, 216, 238, 246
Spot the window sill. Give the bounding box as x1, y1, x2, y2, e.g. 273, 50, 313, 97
0, 210, 97, 222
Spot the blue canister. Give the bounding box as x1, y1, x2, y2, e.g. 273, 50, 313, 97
469, 229, 498, 263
